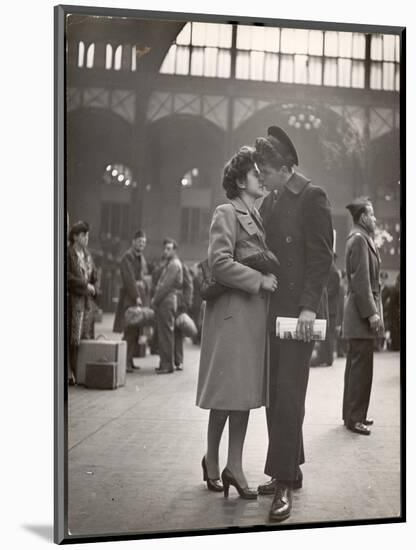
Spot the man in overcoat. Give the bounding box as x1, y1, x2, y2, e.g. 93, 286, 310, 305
151, 238, 183, 374
254, 126, 334, 522
113, 229, 149, 372
342, 197, 384, 435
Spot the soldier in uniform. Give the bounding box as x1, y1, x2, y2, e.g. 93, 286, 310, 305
113, 230, 149, 372
151, 238, 183, 374
254, 127, 334, 522
342, 197, 384, 435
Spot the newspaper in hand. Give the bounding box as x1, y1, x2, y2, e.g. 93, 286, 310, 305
275, 317, 327, 341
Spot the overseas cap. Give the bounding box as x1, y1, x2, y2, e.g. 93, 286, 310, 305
346, 196, 372, 219
267, 126, 299, 166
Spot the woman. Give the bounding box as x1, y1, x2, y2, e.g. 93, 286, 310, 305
196, 146, 277, 498
67, 221, 97, 385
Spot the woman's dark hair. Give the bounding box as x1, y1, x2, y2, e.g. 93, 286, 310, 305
253, 137, 294, 170
222, 146, 256, 199
69, 220, 90, 243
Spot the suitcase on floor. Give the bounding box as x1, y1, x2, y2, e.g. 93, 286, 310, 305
77, 338, 126, 387
85, 361, 117, 390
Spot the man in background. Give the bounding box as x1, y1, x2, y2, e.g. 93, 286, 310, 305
113, 230, 149, 372
342, 197, 384, 435
151, 238, 183, 374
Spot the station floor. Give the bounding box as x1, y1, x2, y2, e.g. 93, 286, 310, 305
67, 314, 402, 538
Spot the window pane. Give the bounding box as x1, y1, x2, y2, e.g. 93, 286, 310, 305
86, 43, 95, 68
264, 52, 279, 81
190, 47, 204, 76
324, 32, 338, 56
281, 28, 296, 53
395, 35, 400, 62
308, 56, 322, 85
264, 27, 280, 52
105, 44, 112, 69
131, 46, 137, 71
352, 33, 365, 59
177, 23, 191, 45
236, 51, 250, 79
237, 25, 251, 50
308, 30, 323, 55
383, 34, 395, 61
370, 61, 382, 89
114, 45, 122, 70
252, 26, 267, 51
217, 49, 231, 77
294, 54, 308, 83
218, 24, 232, 48
205, 24, 220, 47
383, 62, 395, 90
176, 46, 190, 75
160, 44, 176, 73
280, 54, 294, 82
338, 58, 351, 86
204, 47, 218, 77
324, 58, 337, 86
338, 32, 352, 57
351, 60, 365, 88
78, 41, 85, 67
293, 29, 308, 54
192, 23, 206, 46
395, 65, 400, 91
371, 34, 383, 60
250, 50, 265, 80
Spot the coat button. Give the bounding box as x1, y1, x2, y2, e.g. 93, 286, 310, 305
289, 282, 295, 291
286, 235, 293, 244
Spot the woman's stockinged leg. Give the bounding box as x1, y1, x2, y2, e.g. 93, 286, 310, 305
226, 410, 250, 488
205, 409, 229, 479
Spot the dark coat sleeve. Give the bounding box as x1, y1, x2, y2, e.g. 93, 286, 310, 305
348, 234, 378, 319
299, 187, 334, 313
67, 250, 89, 296
120, 253, 140, 302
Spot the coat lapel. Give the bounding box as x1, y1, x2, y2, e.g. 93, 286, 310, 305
230, 197, 264, 238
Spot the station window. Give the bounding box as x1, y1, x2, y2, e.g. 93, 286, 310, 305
160, 22, 232, 78
370, 34, 400, 91
100, 202, 131, 240
180, 207, 211, 244
86, 43, 95, 68
77, 41, 85, 68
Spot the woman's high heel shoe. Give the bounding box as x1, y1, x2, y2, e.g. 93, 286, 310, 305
202, 457, 223, 492
221, 468, 258, 499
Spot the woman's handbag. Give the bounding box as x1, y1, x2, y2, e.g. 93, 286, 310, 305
199, 259, 227, 301
199, 249, 280, 301
124, 306, 155, 328
237, 249, 280, 275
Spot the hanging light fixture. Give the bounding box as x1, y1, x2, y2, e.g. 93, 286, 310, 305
283, 104, 322, 131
